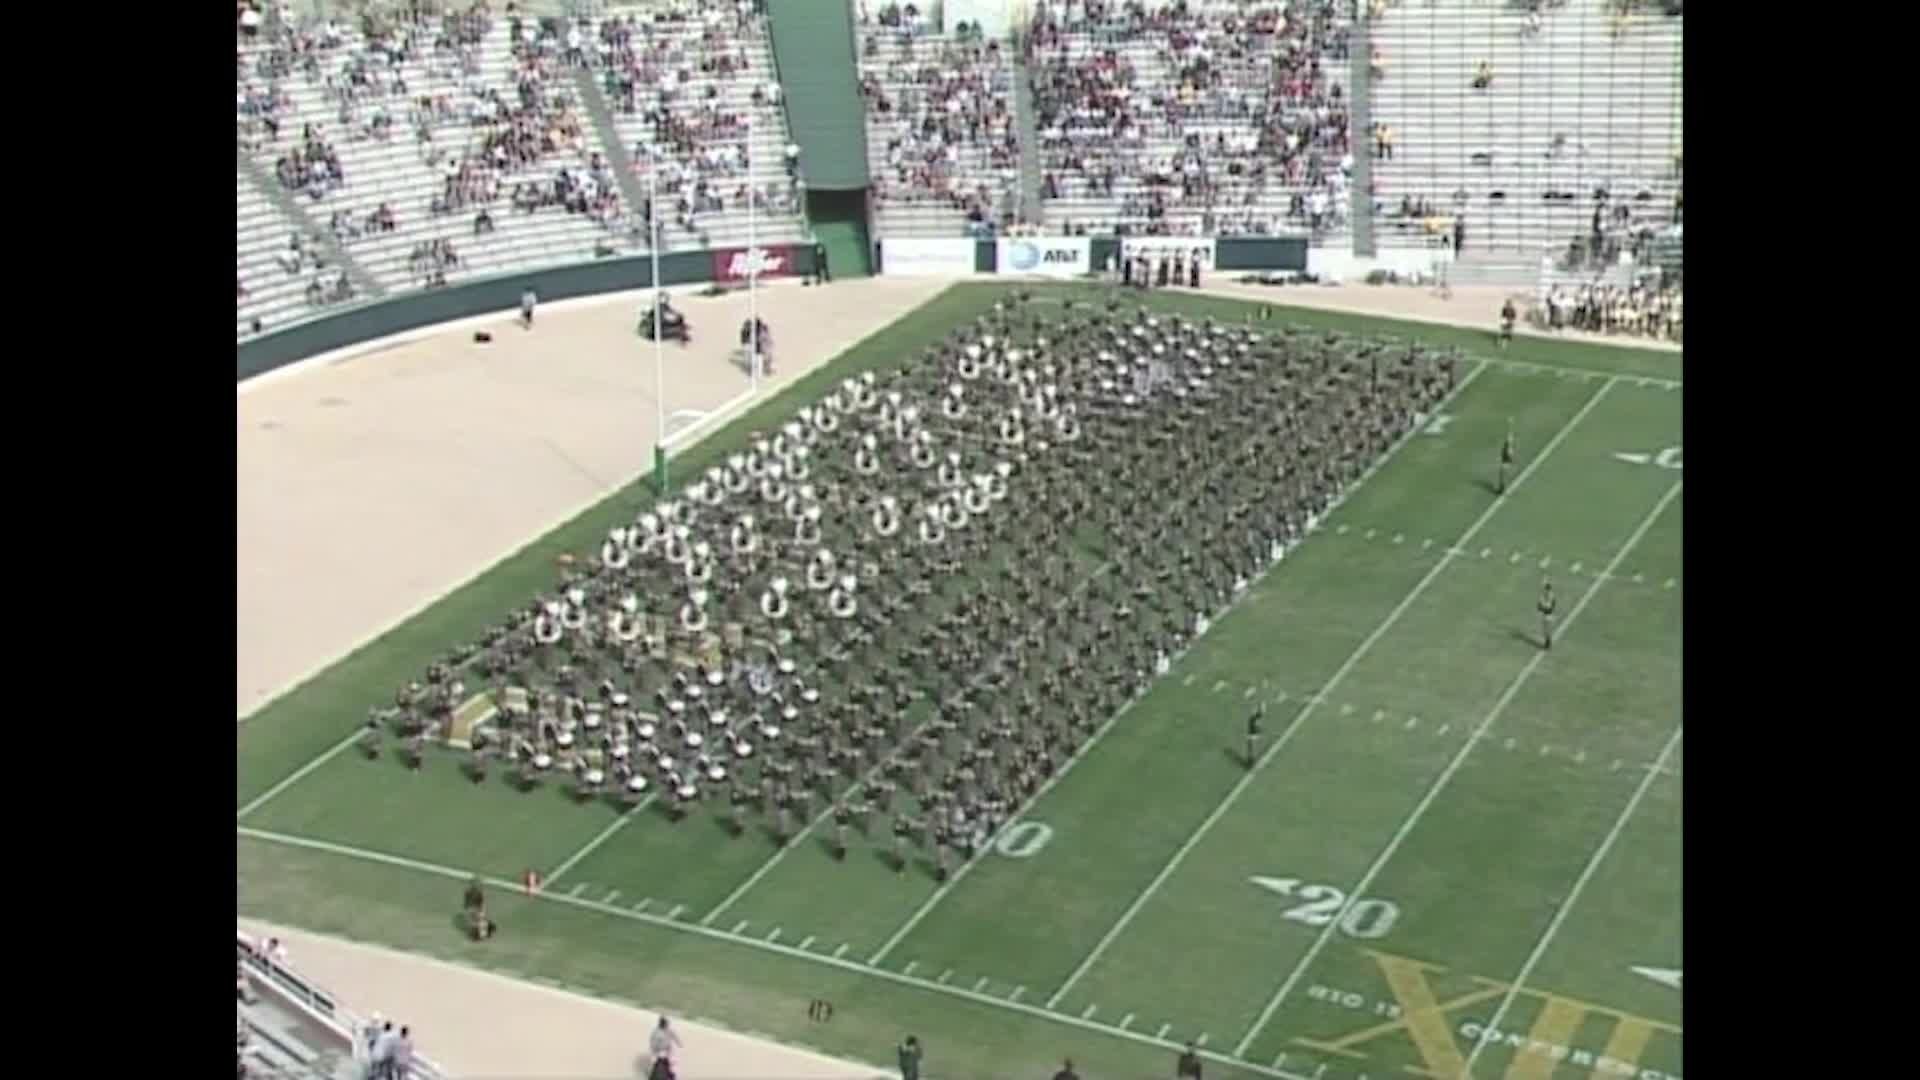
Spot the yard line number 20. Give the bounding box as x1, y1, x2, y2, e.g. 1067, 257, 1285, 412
1256, 877, 1402, 940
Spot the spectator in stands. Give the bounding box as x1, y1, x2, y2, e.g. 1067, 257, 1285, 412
1374, 123, 1394, 161
1472, 60, 1494, 90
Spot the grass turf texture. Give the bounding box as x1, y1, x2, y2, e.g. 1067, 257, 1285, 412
239, 282, 1682, 1080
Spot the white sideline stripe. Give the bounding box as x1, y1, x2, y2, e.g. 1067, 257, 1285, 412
567, 883, 587, 898
544, 801, 652, 887
732, 920, 750, 934
868, 364, 1493, 968
1460, 726, 1683, 1078
237, 729, 363, 819
1233, 479, 1680, 1056
973, 976, 990, 992
833, 944, 849, 959
602, 890, 620, 905
241, 822, 1324, 1080
799, 936, 815, 951
1045, 379, 1615, 1009
766, 927, 782, 943
1120, 1013, 1134, 1030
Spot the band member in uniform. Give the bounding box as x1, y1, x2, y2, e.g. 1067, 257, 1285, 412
1538, 577, 1558, 650
1245, 700, 1265, 769
1499, 298, 1517, 347
1188, 250, 1202, 288
1497, 422, 1515, 495
520, 285, 537, 329
891, 811, 913, 873
831, 802, 852, 861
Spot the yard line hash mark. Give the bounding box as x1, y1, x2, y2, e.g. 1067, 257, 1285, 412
1234, 479, 1680, 1056
237, 826, 1326, 1080
1047, 380, 1616, 1010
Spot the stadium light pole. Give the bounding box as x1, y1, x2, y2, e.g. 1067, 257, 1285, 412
649, 164, 668, 496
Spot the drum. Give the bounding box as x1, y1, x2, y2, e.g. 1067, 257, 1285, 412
777, 657, 797, 674
610, 744, 631, 761
556, 731, 575, 748
532, 753, 554, 770
685, 685, 705, 701
658, 756, 677, 773
758, 723, 781, 741
611, 692, 630, 707
583, 712, 604, 731
666, 699, 686, 715
706, 765, 727, 783
732, 740, 754, 760
685, 732, 705, 750
626, 775, 648, 793
705, 668, 724, 686
676, 784, 698, 800
584, 769, 605, 785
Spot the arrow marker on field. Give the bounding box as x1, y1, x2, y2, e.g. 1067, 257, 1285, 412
1613, 452, 1652, 465
1630, 966, 1682, 990
1250, 876, 1300, 897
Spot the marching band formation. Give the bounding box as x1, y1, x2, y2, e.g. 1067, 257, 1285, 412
364, 292, 1461, 876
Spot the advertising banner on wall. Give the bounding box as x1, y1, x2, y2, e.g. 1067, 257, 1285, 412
880, 237, 978, 276
1119, 235, 1218, 268
711, 245, 800, 284
997, 236, 1091, 277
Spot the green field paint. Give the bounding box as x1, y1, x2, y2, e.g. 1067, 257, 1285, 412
1336, 524, 1350, 535
1392, 534, 1403, 544
1364, 529, 1377, 540
1373, 710, 1387, 723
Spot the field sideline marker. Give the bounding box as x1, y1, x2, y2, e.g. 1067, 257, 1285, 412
1233, 479, 1681, 1056
236, 729, 364, 820
1460, 724, 1683, 1078
240, 821, 1331, 1080
867, 363, 1495, 968
1044, 379, 1618, 1009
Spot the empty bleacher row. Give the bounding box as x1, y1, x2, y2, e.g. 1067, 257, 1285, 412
1367, 0, 1682, 264
236, 1, 805, 342
1024, 0, 1353, 241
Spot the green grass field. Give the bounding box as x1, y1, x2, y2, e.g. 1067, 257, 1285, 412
237, 282, 1682, 1080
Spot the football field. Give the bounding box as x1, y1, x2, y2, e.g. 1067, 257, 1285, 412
238, 282, 1681, 1080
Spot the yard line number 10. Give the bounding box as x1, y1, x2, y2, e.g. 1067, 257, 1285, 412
1251, 875, 1402, 940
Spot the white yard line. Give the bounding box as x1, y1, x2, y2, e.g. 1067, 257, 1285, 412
1459, 724, 1683, 1079
1044, 378, 1616, 1010
1232, 479, 1681, 1056
866, 363, 1494, 968
542, 798, 657, 887
237, 823, 1323, 1080
237, 729, 365, 820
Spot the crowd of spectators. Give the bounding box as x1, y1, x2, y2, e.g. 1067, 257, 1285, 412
583, 0, 799, 246
1531, 273, 1681, 343
860, 30, 1019, 231
1025, 0, 1352, 237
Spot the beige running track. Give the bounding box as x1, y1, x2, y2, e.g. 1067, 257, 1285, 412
237, 277, 949, 717
241, 919, 887, 1080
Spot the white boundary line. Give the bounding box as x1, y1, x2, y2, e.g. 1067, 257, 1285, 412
865, 362, 1493, 967
237, 825, 1320, 1080
237, 730, 365, 820
1233, 479, 1682, 1056
1043, 377, 1617, 1009
1459, 723, 1684, 1078
542, 797, 658, 888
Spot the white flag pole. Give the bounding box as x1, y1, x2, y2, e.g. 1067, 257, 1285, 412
748, 109, 760, 394
650, 163, 667, 493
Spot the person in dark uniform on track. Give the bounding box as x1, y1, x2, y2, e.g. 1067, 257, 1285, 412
1156, 253, 1171, 288
1497, 422, 1515, 495
813, 239, 831, 284
1500, 298, 1517, 347
519, 285, 536, 329
1122, 252, 1135, 287
1176, 1040, 1203, 1079
891, 811, 913, 872
1538, 577, 1558, 649
1188, 249, 1202, 288
1245, 700, 1265, 769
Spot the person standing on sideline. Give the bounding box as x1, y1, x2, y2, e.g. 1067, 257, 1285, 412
1497, 422, 1515, 495
1537, 578, 1558, 650
813, 240, 831, 284
649, 1016, 682, 1068
1499, 298, 1517, 347
897, 1035, 923, 1080
391, 1027, 414, 1079
1052, 1058, 1080, 1080
520, 285, 537, 329
1245, 701, 1265, 769
371, 1021, 399, 1080
1177, 1040, 1204, 1078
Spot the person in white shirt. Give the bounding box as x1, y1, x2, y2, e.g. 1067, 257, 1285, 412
648, 1016, 683, 1065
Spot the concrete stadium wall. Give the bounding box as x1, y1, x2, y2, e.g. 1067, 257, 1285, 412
236, 245, 820, 383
